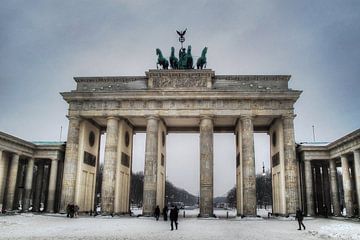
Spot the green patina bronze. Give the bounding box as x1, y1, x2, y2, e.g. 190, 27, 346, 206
156, 48, 169, 69
155, 29, 208, 70
196, 47, 207, 69
170, 47, 179, 69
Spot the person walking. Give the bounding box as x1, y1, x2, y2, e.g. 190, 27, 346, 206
170, 206, 179, 230
154, 205, 160, 221
296, 208, 306, 230
163, 205, 168, 221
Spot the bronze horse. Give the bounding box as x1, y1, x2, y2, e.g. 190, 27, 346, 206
156, 48, 169, 69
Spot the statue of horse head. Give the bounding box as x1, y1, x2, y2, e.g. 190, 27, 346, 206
187, 45, 192, 54
202, 47, 208, 56
156, 48, 162, 56
171, 47, 175, 56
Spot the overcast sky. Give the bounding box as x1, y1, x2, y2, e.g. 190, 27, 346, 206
1, 1, 359, 196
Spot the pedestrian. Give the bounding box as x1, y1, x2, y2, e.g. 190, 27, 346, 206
163, 205, 168, 221
170, 205, 179, 231
154, 205, 160, 221
295, 208, 306, 230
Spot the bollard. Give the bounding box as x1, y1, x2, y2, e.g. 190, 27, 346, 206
227, 211, 229, 219
183, 211, 185, 218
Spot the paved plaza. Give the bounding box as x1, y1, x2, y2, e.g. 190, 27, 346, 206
1, 211, 359, 240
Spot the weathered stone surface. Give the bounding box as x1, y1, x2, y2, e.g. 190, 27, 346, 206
283, 114, 299, 214
341, 155, 353, 217
354, 150, 360, 213
101, 117, 119, 214
199, 116, 214, 217
6, 154, 19, 210
60, 116, 80, 211
23, 158, 34, 211
47, 159, 58, 212
304, 160, 314, 216
329, 159, 340, 216
143, 116, 159, 216
241, 116, 256, 216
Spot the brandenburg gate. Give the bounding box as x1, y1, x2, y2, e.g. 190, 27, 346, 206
60, 69, 301, 217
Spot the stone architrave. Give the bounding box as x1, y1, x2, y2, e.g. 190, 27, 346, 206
353, 150, 360, 214
101, 117, 119, 214
341, 155, 353, 217
6, 153, 19, 210
241, 116, 256, 216
329, 159, 340, 216
282, 114, 299, 214
143, 116, 159, 216
23, 158, 34, 211
47, 159, 58, 212
60, 116, 80, 211
199, 116, 214, 217
304, 160, 314, 216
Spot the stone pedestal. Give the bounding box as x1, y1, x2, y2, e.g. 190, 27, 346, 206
304, 160, 314, 216
101, 117, 119, 214
241, 116, 256, 216
6, 154, 19, 210
199, 116, 214, 217
47, 159, 58, 212
23, 158, 34, 211
282, 115, 299, 214
143, 116, 159, 216
329, 159, 340, 216
341, 155, 353, 217
60, 116, 80, 211
353, 150, 360, 215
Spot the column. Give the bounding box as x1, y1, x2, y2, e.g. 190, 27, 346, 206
143, 116, 159, 216
329, 159, 340, 216
199, 116, 214, 217
23, 158, 34, 211
353, 150, 360, 216
304, 160, 314, 216
0, 150, 7, 210
241, 116, 256, 216
60, 116, 80, 211
282, 114, 299, 214
6, 153, 19, 210
47, 159, 58, 212
34, 163, 44, 211
341, 155, 353, 217
101, 117, 119, 214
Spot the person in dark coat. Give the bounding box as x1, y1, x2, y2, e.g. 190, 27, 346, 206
295, 208, 306, 230
154, 205, 161, 221
170, 206, 179, 230
163, 205, 168, 221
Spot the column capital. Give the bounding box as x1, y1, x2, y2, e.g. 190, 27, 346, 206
145, 115, 160, 121
353, 149, 360, 154
66, 115, 81, 121
106, 116, 120, 121
282, 113, 296, 120
240, 115, 253, 121
200, 115, 214, 121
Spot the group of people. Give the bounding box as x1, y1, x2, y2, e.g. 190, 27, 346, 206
66, 204, 79, 218
154, 205, 179, 230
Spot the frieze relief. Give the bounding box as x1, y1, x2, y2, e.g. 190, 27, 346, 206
152, 77, 207, 88
72, 99, 294, 111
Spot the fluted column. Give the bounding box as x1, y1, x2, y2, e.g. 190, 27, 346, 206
341, 155, 353, 217
241, 116, 256, 216
60, 116, 80, 211
101, 117, 119, 214
143, 116, 159, 216
304, 160, 314, 216
23, 158, 34, 211
47, 159, 58, 212
6, 153, 19, 210
0, 150, 7, 210
282, 114, 299, 214
199, 116, 214, 217
329, 159, 340, 216
353, 150, 360, 216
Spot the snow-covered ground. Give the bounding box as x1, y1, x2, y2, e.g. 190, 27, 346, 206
1, 210, 359, 240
